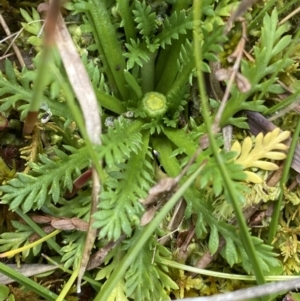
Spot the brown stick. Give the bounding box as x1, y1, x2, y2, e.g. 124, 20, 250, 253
22, 111, 39, 136
0, 13, 26, 68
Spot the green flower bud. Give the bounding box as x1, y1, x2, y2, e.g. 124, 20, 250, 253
142, 92, 168, 118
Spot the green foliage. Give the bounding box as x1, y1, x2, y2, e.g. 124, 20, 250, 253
0, 221, 36, 259
94, 131, 153, 240
221, 8, 295, 127
0, 284, 10, 301
1, 147, 88, 212
96, 238, 178, 301
0, 2, 298, 301
124, 237, 178, 300
157, 10, 193, 48
124, 39, 150, 70
60, 231, 86, 268
133, 1, 158, 38
0, 57, 73, 123
194, 150, 247, 198
98, 118, 144, 167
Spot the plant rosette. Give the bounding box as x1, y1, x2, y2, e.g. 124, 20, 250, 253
142, 92, 168, 118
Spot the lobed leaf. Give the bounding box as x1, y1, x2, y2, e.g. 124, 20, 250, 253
94, 131, 153, 241
157, 10, 193, 48
231, 128, 290, 183
0, 147, 89, 212
125, 238, 178, 300
133, 1, 157, 38
98, 118, 144, 167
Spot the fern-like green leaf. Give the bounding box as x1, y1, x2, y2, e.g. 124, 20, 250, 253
221, 8, 294, 127
60, 232, 86, 268
208, 224, 219, 255
106, 281, 127, 301
20, 8, 42, 36
133, 1, 158, 38
195, 150, 247, 197
95, 246, 128, 300
94, 131, 153, 241
157, 10, 193, 48
124, 39, 150, 70
125, 238, 178, 300
0, 147, 89, 212
0, 221, 38, 259
201, 23, 225, 62
0, 59, 73, 123
176, 39, 193, 73
98, 118, 144, 167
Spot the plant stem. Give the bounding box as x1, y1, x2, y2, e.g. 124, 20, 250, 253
162, 276, 300, 301
116, 0, 136, 42
42, 253, 101, 289
88, 0, 128, 100
23, 48, 51, 136
0, 262, 60, 301
95, 89, 126, 114
0, 230, 60, 258
94, 162, 206, 301
155, 35, 187, 94
49, 66, 105, 182
141, 50, 157, 93
268, 117, 300, 243
16, 209, 62, 255
264, 91, 300, 116
85, 12, 118, 96
56, 263, 80, 301
193, 0, 266, 292
160, 259, 300, 282
248, 0, 276, 31
23, 0, 60, 136
166, 47, 194, 99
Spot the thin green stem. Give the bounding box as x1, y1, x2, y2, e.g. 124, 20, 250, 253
50, 66, 105, 182
116, 0, 136, 42
28, 50, 51, 112
23, 48, 52, 136
268, 117, 300, 244
56, 264, 80, 301
160, 259, 300, 282
94, 162, 206, 301
155, 35, 187, 94
88, 0, 128, 100
16, 209, 62, 255
193, 0, 266, 291
0, 262, 60, 301
95, 89, 126, 115
42, 253, 101, 289
0, 230, 60, 258
141, 50, 157, 93
264, 91, 300, 116
278, 0, 300, 16
248, 0, 277, 31
86, 12, 118, 96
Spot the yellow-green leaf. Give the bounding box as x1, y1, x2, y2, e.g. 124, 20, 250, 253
244, 171, 263, 184
230, 128, 289, 183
